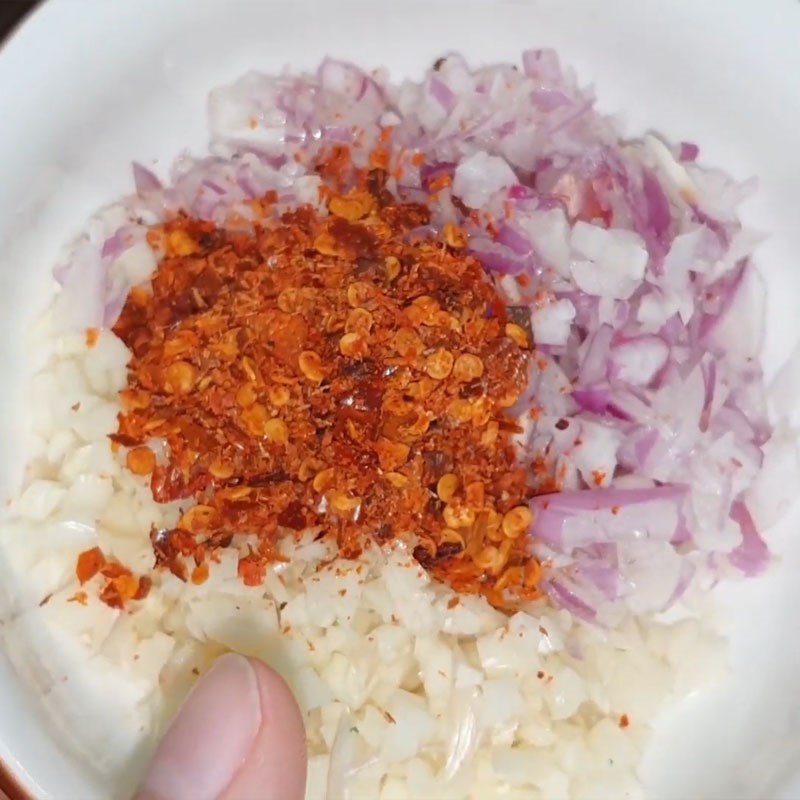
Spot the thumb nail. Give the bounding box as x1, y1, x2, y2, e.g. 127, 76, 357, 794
138, 653, 262, 800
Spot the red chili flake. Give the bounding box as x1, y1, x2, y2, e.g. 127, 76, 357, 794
100, 562, 132, 580
238, 555, 266, 587
429, 174, 452, 192
85, 327, 100, 348
94, 143, 555, 614
191, 563, 209, 585
134, 575, 152, 601
619, 714, 630, 729
76, 547, 106, 584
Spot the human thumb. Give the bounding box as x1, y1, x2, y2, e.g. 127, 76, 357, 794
135, 653, 307, 800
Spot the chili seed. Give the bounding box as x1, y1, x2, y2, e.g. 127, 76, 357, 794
394, 327, 423, 358
453, 353, 484, 382
330, 192, 374, 221
331, 491, 361, 512
345, 308, 374, 335
384, 256, 401, 281
236, 383, 257, 408
312, 467, 336, 493
347, 281, 372, 308
425, 348, 454, 380
298, 351, 324, 383
376, 437, 411, 471
264, 418, 289, 445
385, 471, 409, 488
167, 230, 198, 256
209, 459, 234, 479
126, 446, 156, 476
436, 473, 459, 502
268, 385, 290, 407
505, 322, 530, 348
163, 361, 197, 394
443, 504, 476, 529
241, 403, 269, 436
502, 506, 533, 539
339, 332, 369, 358
277, 288, 300, 313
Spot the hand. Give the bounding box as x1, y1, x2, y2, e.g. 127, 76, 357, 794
135, 653, 307, 800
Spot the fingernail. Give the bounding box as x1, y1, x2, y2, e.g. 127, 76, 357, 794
140, 653, 262, 800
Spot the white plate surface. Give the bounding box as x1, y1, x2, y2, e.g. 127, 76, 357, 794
0, 1, 799, 798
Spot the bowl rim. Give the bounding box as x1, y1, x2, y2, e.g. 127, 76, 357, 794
0, 5, 54, 793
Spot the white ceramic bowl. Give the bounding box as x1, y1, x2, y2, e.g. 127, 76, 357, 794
1, 1, 799, 797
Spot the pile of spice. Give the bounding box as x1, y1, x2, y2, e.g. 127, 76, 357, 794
98, 162, 545, 611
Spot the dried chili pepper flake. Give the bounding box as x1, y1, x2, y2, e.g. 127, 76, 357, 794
76, 547, 105, 584
85, 327, 100, 348
99, 583, 123, 609
107, 153, 548, 612
191, 563, 210, 585
100, 562, 132, 580
238, 555, 266, 587
134, 575, 152, 600
113, 574, 140, 601
592, 469, 606, 487
619, 714, 630, 729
